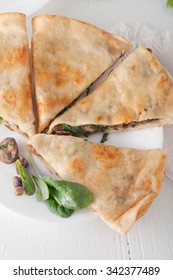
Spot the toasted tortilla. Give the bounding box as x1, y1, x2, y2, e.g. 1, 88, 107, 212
0, 13, 35, 137
27, 134, 167, 234
48, 46, 173, 136
32, 14, 131, 132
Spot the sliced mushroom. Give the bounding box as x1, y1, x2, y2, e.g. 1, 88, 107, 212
13, 176, 24, 196
18, 155, 29, 168
0, 137, 19, 164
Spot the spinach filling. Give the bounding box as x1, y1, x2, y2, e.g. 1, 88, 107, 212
53, 118, 159, 136
56, 124, 111, 136
0, 116, 3, 125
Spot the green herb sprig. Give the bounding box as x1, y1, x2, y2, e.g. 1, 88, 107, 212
167, 0, 173, 7
0, 116, 3, 125
16, 154, 93, 218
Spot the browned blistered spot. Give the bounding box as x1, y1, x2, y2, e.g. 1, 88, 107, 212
73, 70, 84, 84
58, 96, 72, 107
36, 61, 84, 88
69, 157, 86, 178
130, 64, 136, 71
55, 73, 68, 87
44, 95, 72, 109
92, 144, 120, 169
0, 45, 28, 71
56, 64, 84, 86
35, 71, 67, 88
35, 71, 52, 84
80, 98, 90, 106
94, 144, 119, 159
12, 45, 28, 66
55, 63, 71, 86
96, 115, 103, 122
112, 108, 135, 124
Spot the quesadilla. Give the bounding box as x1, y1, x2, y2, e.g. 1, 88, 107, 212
48, 46, 173, 136
32, 14, 131, 132
27, 134, 167, 234
0, 13, 35, 137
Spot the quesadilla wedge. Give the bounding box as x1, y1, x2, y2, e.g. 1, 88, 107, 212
48, 46, 173, 136
0, 13, 35, 137
32, 14, 131, 132
27, 134, 167, 234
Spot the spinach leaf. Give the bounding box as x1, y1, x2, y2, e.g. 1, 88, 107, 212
61, 124, 84, 136
0, 116, 3, 125
49, 187, 62, 205
32, 176, 49, 201
45, 196, 74, 218
16, 159, 35, 196
100, 132, 109, 143
43, 175, 93, 210
167, 0, 173, 7
61, 123, 111, 136
92, 124, 111, 131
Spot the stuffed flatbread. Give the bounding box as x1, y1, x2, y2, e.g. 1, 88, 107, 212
48, 47, 173, 136
32, 14, 131, 132
0, 13, 35, 137
27, 134, 167, 234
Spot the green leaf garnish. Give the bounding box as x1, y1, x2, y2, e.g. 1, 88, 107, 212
45, 196, 74, 218
43, 175, 93, 210
32, 176, 49, 201
23, 153, 93, 218
16, 159, 35, 196
167, 0, 173, 7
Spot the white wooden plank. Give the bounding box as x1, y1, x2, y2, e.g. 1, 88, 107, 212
0, 207, 129, 260
128, 177, 173, 259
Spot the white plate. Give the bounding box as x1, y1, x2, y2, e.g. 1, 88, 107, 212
0, 124, 163, 223
0, 15, 164, 224
0, 0, 50, 17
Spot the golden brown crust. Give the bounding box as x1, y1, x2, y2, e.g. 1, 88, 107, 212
48, 46, 173, 133
27, 134, 167, 234
32, 14, 131, 132
0, 13, 35, 137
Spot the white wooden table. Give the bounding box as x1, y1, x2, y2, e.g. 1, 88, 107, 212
0, 0, 173, 260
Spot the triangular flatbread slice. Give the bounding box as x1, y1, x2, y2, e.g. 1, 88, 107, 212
27, 134, 167, 234
32, 14, 131, 132
48, 46, 173, 136
0, 13, 35, 137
